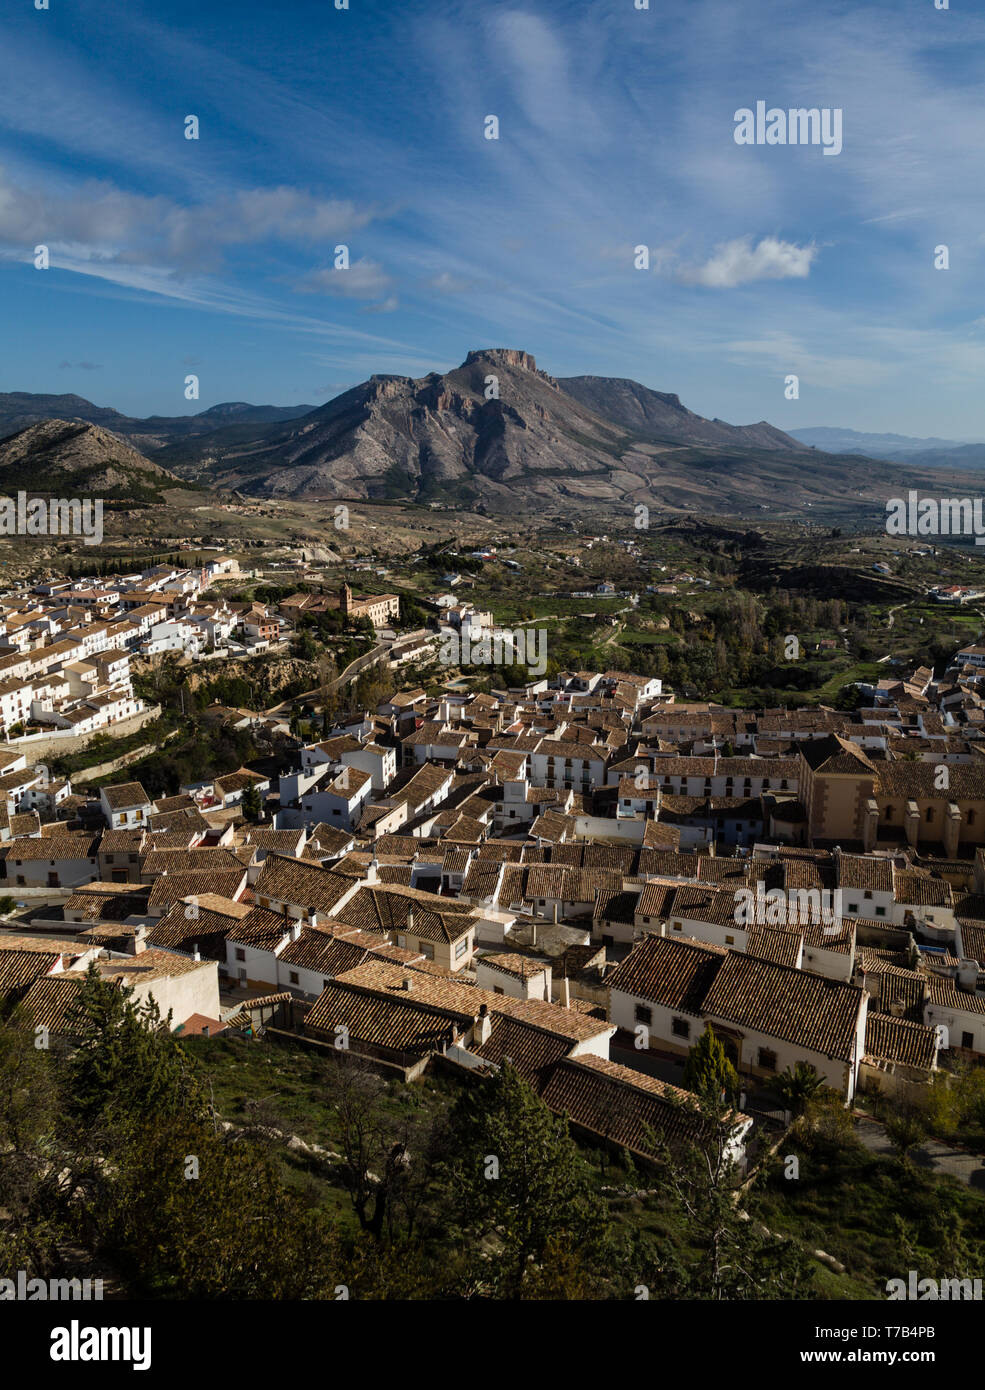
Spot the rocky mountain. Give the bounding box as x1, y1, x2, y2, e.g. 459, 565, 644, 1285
558, 375, 800, 451
3, 354, 976, 522
144, 348, 958, 523
0, 420, 183, 504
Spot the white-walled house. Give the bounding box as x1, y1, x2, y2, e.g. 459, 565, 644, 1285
100, 782, 153, 829
606, 934, 868, 1102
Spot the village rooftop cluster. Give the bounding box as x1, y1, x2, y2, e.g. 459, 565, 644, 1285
7, 636, 985, 1165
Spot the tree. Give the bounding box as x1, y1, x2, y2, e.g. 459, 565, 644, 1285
65, 966, 206, 1134
100, 1115, 344, 1299
649, 1086, 816, 1300
884, 1108, 927, 1167
683, 1026, 738, 1101
241, 782, 262, 823
442, 1062, 607, 1297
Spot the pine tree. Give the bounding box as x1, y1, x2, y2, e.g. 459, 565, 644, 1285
683, 1025, 738, 1101
65, 966, 206, 1132
444, 1061, 607, 1296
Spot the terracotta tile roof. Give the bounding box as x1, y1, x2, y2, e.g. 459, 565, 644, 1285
471, 1014, 571, 1086
0, 947, 61, 997
864, 1014, 938, 1070
332, 884, 474, 944
251, 854, 354, 916
746, 927, 803, 968
702, 953, 865, 1062
838, 853, 894, 892
893, 873, 953, 909
541, 1055, 751, 1159
147, 869, 247, 910
306, 979, 472, 1056
330, 960, 612, 1043
477, 951, 549, 981
101, 781, 151, 810
16, 973, 84, 1031
926, 975, 985, 1016
606, 934, 727, 1015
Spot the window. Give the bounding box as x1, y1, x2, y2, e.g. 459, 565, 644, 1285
725, 934, 735, 945
494, 985, 504, 995
289, 971, 299, 985
672, 920, 682, 932
671, 1017, 689, 1039
848, 902, 859, 914
634, 1003, 653, 1025
962, 1032, 974, 1049
419, 942, 435, 960
876, 906, 885, 917
235, 948, 245, 962
454, 939, 469, 959
757, 1047, 777, 1072
925, 807, 933, 823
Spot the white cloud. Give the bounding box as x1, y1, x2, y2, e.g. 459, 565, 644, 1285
679, 236, 817, 288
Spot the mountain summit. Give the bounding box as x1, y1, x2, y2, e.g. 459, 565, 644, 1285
154, 347, 830, 512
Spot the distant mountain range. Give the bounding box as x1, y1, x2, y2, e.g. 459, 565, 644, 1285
791, 425, 985, 470
1, 353, 980, 521
0, 393, 315, 451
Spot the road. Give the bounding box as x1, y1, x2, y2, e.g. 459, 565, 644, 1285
853, 1113, 985, 1189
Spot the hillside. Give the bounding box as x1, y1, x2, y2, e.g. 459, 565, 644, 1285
0, 419, 184, 505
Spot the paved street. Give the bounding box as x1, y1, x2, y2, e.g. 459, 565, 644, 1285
853, 1114, 985, 1189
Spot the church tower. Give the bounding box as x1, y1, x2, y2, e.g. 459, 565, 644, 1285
340, 582, 352, 618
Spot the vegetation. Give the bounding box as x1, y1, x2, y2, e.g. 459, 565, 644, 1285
6, 985, 980, 1302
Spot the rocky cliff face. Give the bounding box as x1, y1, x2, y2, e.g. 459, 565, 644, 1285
2, 352, 926, 522
557, 375, 800, 451
195, 348, 632, 506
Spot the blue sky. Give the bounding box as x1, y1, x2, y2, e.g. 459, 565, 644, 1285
2, 0, 984, 436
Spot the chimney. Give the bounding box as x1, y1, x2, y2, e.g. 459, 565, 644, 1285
407, 907, 415, 934
530, 920, 537, 947
474, 1002, 492, 1045
191, 942, 201, 962
553, 901, 559, 924
130, 925, 147, 956
201, 1024, 210, 1037
557, 977, 571, 1008
291, 920, 302, 941
402, 975, 414, 991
